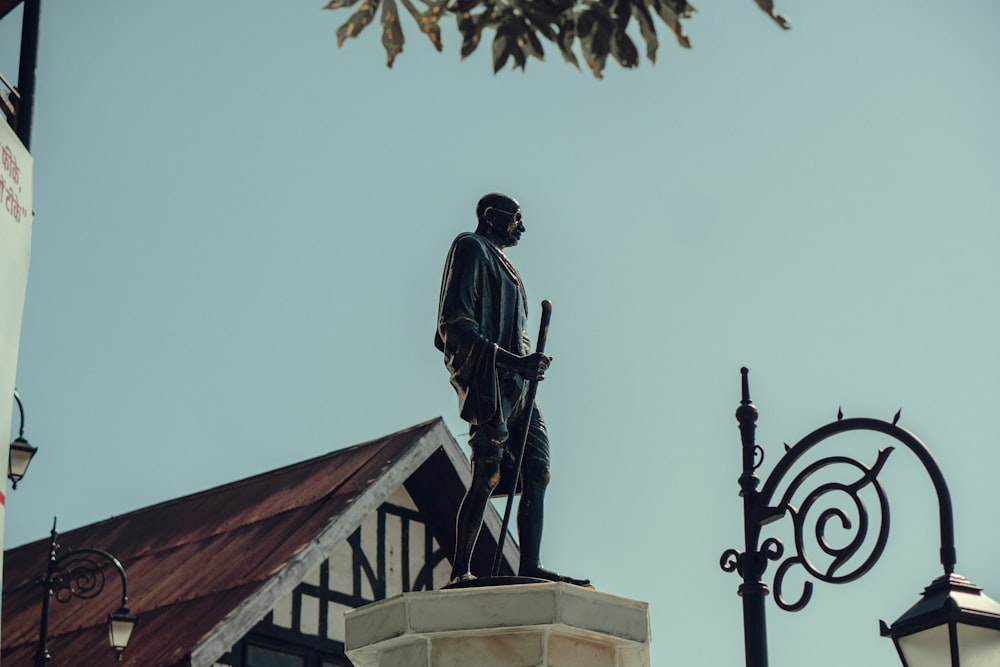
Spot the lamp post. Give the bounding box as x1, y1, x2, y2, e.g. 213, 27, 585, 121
720, 367, 1000, 666
36, 518, 138, 665
9, 389, 38, 488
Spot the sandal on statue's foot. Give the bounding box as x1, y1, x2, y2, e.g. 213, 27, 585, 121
448, 572, 476, 586
520, 565, 592, 588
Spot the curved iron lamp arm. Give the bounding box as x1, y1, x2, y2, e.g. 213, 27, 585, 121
721, 367, 958, 667
36, 521, 133, 666
13, 388, 25, 438
757, 416, 956, 576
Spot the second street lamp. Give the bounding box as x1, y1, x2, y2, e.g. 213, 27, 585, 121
721, 367, 1000, 666
35, 518, 138, 665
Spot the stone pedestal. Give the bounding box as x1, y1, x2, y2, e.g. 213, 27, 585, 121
344, 583, 650, 667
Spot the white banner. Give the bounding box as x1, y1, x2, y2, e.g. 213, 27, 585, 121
0, 119, 33, 640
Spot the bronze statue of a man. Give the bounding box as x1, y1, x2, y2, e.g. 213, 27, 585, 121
435, 192, 588, 586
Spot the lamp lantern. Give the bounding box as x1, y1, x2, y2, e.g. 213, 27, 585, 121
8, 436, 37, 488
881, 573, 1000, 666
107, 606, 139, 660
9, 390, 38, 488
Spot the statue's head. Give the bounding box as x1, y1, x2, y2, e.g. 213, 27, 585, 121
476, 192, 524, 248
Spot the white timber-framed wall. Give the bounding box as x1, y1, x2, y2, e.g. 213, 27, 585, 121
213, 487, 453, 667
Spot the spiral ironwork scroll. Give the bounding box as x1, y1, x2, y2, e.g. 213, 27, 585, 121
720, 413, 956, 610
51, 551, 113, 603
719, 539, 783, 577
770, 448, 893, 611
720, 549, 740, 574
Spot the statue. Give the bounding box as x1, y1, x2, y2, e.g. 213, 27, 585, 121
435, 192, 589, 587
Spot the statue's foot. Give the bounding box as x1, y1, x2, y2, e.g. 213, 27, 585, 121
520, 565, 592, 588
449, 571, 476, 586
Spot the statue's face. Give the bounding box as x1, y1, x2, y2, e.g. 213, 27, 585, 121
487, 205, 525, 247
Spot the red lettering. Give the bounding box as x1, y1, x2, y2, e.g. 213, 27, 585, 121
4, 187, 25, 223
1, 144, 20, 184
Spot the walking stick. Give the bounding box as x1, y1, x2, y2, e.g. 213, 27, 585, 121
491, 299, 553, 577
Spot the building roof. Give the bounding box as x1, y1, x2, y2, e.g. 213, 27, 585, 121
2, 417, 516, 666
0, 1, 21, 22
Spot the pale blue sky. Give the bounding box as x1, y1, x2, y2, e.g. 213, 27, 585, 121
3, 1, 999, 665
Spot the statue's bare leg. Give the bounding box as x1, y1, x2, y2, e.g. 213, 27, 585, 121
450, 460, 500, 583
517, 467, 591, 587
515, 469, 545, 575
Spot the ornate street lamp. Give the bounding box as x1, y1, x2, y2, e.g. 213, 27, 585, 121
721, 368, 1000, 666
36, 519, 139, 665
9, 389, 38, 488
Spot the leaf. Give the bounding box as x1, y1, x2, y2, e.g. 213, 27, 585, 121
421, 18, 445, 50
503, 21, 528, 70
401, 0, 446, 50
492, 29, 511, 72
325, 0, 363, 10
892, 409, 901, 425
609, 27, 638, 67
337, 0, 381, 46
523, 23, 546, 61
458, 11, 489, 58
555, 11, 580, 67
607, 0, 637, 67
488, 15, 541, 72
650, 0, 694, 47
754, 0, 790, 29
669, 20, 691, 48
577, 3, 614, 77
654, 0, 696, 22
522, 1, 561, 34
511, 42, 528, 70
527, 16, 558, 43
380, 0, 405, 66
630, 1, 659, 63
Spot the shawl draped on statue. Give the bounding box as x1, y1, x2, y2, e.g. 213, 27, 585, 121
435, 232, 530, 426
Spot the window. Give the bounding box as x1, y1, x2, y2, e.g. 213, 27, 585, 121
247, 645, 306, 667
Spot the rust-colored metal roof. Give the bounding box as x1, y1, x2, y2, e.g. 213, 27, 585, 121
0, 0, 21, 22
2, 418, 448, 666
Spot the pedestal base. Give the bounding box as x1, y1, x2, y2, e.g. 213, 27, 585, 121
345, 582, 650, 667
